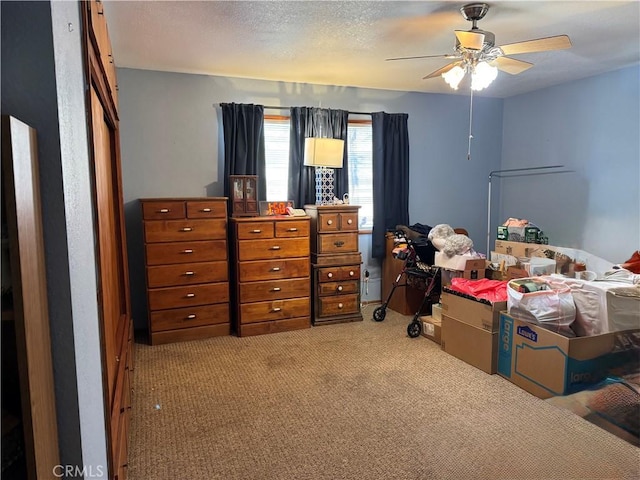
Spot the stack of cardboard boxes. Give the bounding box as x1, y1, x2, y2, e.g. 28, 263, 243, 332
419, 240, 639, 400
440, 292, 506, 374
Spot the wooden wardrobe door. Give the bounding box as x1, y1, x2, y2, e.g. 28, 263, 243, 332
90, 86, 126, 404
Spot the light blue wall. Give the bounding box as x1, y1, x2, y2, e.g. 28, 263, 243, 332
500, 65, 640, 263
117, 68, 503, 327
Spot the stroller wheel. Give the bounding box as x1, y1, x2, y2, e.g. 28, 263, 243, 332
373, 306, 387, 322
407, 321, 421, 338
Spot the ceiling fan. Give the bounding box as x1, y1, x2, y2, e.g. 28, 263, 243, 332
387, 2, 572, 91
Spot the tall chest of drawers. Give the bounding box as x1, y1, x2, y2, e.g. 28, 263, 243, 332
230, 216, 311, 336
304, 205, 363, 325
141, 198, 230, 345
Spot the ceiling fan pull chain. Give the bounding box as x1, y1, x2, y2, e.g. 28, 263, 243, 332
467, 88, 474, 161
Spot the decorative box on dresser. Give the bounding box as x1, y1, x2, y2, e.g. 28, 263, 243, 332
141, 198, 230, 345
230, 216, 311, 336
304, 205, 363, 325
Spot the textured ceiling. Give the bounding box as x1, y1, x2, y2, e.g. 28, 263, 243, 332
103, 0, 640, 98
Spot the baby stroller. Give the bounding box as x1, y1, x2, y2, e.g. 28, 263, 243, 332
373, 232, 441, 338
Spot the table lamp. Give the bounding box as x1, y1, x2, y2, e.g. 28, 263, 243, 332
304, 137, 344, 205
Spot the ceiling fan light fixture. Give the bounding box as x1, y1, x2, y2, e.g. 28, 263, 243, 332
442, 65, 466, 90
471, 61, 498, 91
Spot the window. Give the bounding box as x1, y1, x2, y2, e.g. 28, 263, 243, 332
346, 121, 373, 229
264, 116, 373, 229
263, 117, 290, 201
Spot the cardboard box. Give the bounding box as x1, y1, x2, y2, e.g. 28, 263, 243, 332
494, 240, 547, 258
431, 303, 442, 321
434, 252, 486, 272
420, 315, 441, 344
498, 313, 640, 399
441, 315, 498, 374
441, 267, 486, 287
440, 291, 507, 332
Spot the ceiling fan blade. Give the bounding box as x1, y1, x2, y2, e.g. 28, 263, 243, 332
492, 56, 534, 75
423, 62, 460, 80
455, 30, 485, 50
499, 35, 572, 56
386, 53, 457, 61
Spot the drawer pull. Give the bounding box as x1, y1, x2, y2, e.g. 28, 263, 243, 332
347, 219, 353, 225
349, 271, 355, 276
271, 267, 281, 272
186, 293, 196, 298
185, 271, 195, 276
287, 227, 298, 232
159, 208, 170, 213
272, 287, 281, 292
337, 285, 343, 292
272, 307, 282, 312
271, 245, 281, 250
115, 356, 120, 363
202, 208, 211, 212
181, 227, 193, 232
327, 219, 333, 225
334, 241, 345, 247
338, 303, 344, 309
251, 229, 262, 233
327, 272, 333, 278
186, 314, 197, 320
183, 249, 193, 254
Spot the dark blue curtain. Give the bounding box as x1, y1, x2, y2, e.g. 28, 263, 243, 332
221, 103, 266, 207
288, 107, 349, 207
371, 112, 410, 259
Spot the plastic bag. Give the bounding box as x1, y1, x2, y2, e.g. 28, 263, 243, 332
507, 276, 576, 328
449, 278, 508, 303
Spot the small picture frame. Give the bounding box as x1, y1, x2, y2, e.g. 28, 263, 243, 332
259, 200, 295, 216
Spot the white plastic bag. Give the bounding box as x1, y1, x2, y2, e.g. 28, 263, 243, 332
507, 277, 576, 328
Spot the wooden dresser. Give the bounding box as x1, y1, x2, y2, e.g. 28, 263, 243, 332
304, 205, 363, 325
230, 216, 311, 336
141, 198, 230, 345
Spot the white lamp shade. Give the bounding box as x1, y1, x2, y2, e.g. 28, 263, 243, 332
304, 137, 344, 168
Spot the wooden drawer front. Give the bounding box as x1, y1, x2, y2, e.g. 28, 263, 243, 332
146, 261, 228, 288
239, 297, 310, 324
142, 201, 185, 220
236, 221, 274, 239
145, 219, 226, 243
238, 258, 310, 282
318, 280, 359, 296
145, 240, 227, 265
238, 238, 309, 261
318, 294, 360, 317
239, 278, 310, 303
318, 265, 360, 282
275, 220, 309, 238
317, 213, 340, 232
150, 304, 230, 332
187, 200, 226, 219
238, 316, 309, 337
148, 283, 229, 310
318, 232, 358, 254
339, 212, 358, 231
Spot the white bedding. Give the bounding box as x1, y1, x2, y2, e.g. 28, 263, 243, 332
559, 277, 640, 336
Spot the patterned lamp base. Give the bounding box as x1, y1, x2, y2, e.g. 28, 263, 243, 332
315, 166, 336, 205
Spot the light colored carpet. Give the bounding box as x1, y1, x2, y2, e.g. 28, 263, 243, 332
128, 306, 640, 480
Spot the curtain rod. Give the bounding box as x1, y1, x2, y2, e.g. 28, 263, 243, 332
214, 103, 372, 116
